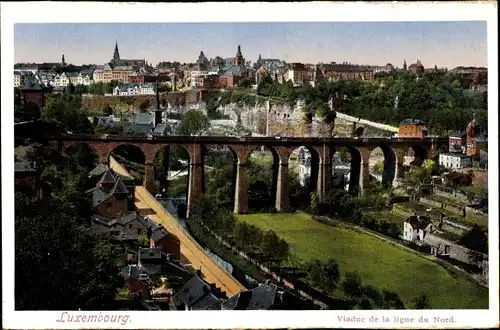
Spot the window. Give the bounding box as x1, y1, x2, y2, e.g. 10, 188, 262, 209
137, 229, 142, 235
129, 224, 132, 229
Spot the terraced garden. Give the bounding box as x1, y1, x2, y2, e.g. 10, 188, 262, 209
238, 213, 489, 309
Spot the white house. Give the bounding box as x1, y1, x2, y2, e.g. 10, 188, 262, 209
403, 215, 434, 243
38, 72, 55, 87
113, 83, 155, 96
54, 72, 77, 87
439, 153, 472, 170
77, 72, 94, 86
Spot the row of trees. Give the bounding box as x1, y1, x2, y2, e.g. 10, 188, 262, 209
15, 144, 125, 310
310, 185, 403, 239
189, 196, 290, 268
304, 260, 430, 309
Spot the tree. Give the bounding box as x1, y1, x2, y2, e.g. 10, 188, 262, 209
15, 192, 124, 310
342, 271, 364, 299
373, 160, 384, 175
412, 294, 431, 309
42, 94, 94, 134
362, 284, 386, 308
115, 288, 134, 301
310, 192, 320, 215
323, 259, 341, 291
138, 234, 150, 247
459, 225, 488, 254
180, 109, 211, 136
305, 259, 329, 295
102, 105, 114, 116
237, 77, 254, 89
305, 259, 340, 296
74, 84, 88, 95
451, 79, 461, 89
382, 290, 406, 309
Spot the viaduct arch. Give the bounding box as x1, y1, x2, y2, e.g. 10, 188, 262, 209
50, 135, 447, 218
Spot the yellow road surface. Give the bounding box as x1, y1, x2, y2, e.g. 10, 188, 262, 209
110, 157, 246, 297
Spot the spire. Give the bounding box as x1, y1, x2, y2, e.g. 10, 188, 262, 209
155, 80, 160, 110
113, 41, 120, 60
61, 54, 66, 66
403, 59, 407, 70
236, 45, 242, 57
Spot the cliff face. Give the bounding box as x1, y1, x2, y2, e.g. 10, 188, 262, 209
82, 90, 208, 112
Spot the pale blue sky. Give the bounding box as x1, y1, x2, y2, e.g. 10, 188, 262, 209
14, 22, 487, 68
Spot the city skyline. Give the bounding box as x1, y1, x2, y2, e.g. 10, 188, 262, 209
14, 21, 487, 68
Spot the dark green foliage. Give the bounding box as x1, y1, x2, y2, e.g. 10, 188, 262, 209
180, 109, 211, 136
304, 259, 340, 295
412, 294, 431, 309
42, 93, 94, 134
459, 225, 488, 254
342, 271, 364, 299
15, 146, 124, 310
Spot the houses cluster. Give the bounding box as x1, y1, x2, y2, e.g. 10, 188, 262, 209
171, 277, 311, 311
15, 42, 489, 94
86, 164, 181, 258
402, 215, 488, 283
112, 83, 156, 96
439, 112, 488, 170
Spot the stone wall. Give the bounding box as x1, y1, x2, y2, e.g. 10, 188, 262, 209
434, 186, 469, 203
465, 206, 488, 217
424, 233, 486, 268
82, 90, 206, 112
419, 197, 442, 208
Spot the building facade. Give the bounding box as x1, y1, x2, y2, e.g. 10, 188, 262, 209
113, 83, 155, 96
403, 216, 434, 242
319, 63, 374, 82
439, 153, 472, 170
398, 119, 428, 138
93, 42, 146, 83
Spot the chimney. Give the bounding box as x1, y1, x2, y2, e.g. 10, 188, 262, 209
155, 80, 160, 110
154, 80, 162, 127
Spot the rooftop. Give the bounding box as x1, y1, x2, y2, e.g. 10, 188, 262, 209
400, 118, 426, 125
15, 161, 37, 172
139, 248, 163, 260
173, 275, 212, 309
440, 152, 472, 159
406, 215, 431, 230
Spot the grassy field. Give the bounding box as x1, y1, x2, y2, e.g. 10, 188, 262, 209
237, 213, 488, 309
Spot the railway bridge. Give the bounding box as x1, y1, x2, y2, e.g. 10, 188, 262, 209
45, 135, 448, 217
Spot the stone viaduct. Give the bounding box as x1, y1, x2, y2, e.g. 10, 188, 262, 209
46, 135, 448, 217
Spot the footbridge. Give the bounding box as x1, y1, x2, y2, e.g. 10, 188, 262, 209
109, 156, 247, 297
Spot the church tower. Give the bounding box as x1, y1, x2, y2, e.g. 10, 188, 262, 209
113, 41, 120, 60
61, 54, 66, 66
403, 59, 407, 71
235, 45, 244, 67
466, 110, 480, 157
